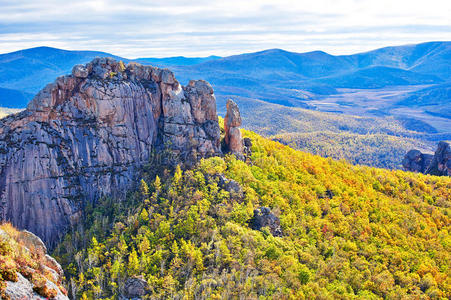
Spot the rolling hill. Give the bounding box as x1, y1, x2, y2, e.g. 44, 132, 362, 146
0, 87, 33, 108
134, 55, 220, 67
1, 42, 450, 169
0, 46, 122, 95
2, 42, 450, 108
398, 83, 451, 119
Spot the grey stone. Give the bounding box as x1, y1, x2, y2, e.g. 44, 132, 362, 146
216, 174, 244, 199
72, 65, 88, 78
4, 273, 68, 300
403, 141, 450, 176
425, 141, 451, 176
0, 58, 222, 247
250, 207, 283, 237
224, 99, 243, 155
3, 229, 68, 300
123, 276, 149, 298
16, 230, 47, 254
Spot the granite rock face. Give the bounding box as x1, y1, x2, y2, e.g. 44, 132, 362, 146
224, 99, 243, 155
0, 58, 221, 246
403, 141, 450, 176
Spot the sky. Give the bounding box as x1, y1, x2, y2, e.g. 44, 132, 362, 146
1, 0, 451, 58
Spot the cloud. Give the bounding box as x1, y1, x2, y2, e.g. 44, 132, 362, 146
0, 0, 450, 57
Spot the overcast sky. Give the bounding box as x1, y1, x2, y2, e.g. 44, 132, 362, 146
1, 0, 451, 58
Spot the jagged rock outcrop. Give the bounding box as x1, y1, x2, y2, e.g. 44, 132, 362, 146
0, 58, 221, 246
426, 141, 451, 176
402, 150, 433, 173
250, 207, 283, 237
224, 99, 243, 155
403, 141, 450, 176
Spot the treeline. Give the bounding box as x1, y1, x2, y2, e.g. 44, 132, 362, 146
273, 131, 432, 169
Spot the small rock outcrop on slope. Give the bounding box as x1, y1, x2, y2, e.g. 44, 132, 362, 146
250, 207, 283, 237
122, 276, 150, 298
0, 58, 221, 246
224, 99, 243, 156
0, 225, 68, 299
403, 141, 450, 176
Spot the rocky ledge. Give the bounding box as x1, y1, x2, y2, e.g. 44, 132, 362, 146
403, 141, 450, 176
0, 58, 222, 246
0, 226, 68, 299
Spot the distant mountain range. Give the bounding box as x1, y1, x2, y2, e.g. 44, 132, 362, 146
134, 55, 220, 67
0, 42, 450, 169
0, 47, 123, 94
1, 42, 450, 100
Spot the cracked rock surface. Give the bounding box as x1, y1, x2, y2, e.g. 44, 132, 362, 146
0, 58, 221, 246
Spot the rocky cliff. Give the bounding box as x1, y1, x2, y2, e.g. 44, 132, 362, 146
403, 141, 450, 176
0, 58, 221, 247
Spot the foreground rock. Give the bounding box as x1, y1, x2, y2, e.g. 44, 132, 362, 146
250, 207, 283, 237
0, 58, 221, 246
403, 141, 450, 176
0, 226, 68, 299
224, 99, 243, 156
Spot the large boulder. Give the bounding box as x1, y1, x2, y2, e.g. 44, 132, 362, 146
0, 58, 222, 247
215, 174, 244, 199
4, 273, 68, 300
1, 228, 68, 300
122, 276, 150, 299
15, 230, 47, 254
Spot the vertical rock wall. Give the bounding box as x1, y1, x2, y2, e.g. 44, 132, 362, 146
0, 58, 221, 246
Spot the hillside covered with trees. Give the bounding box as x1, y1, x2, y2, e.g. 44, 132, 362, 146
53, 127, 451, 299
221, 96, 441, 170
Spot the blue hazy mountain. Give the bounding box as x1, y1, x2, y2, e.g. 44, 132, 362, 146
0, 42, 450, 115
314, 66, 441, 88
134, 55, 220, 67
167, 42, 448, 110
173, 41, 451, 82
0, 87, 34, 108
0, 46, 124, 95
351, 41, 451, 79
397, 82, 451, 119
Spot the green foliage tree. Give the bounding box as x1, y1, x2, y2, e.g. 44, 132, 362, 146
53, 127, 451, 299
